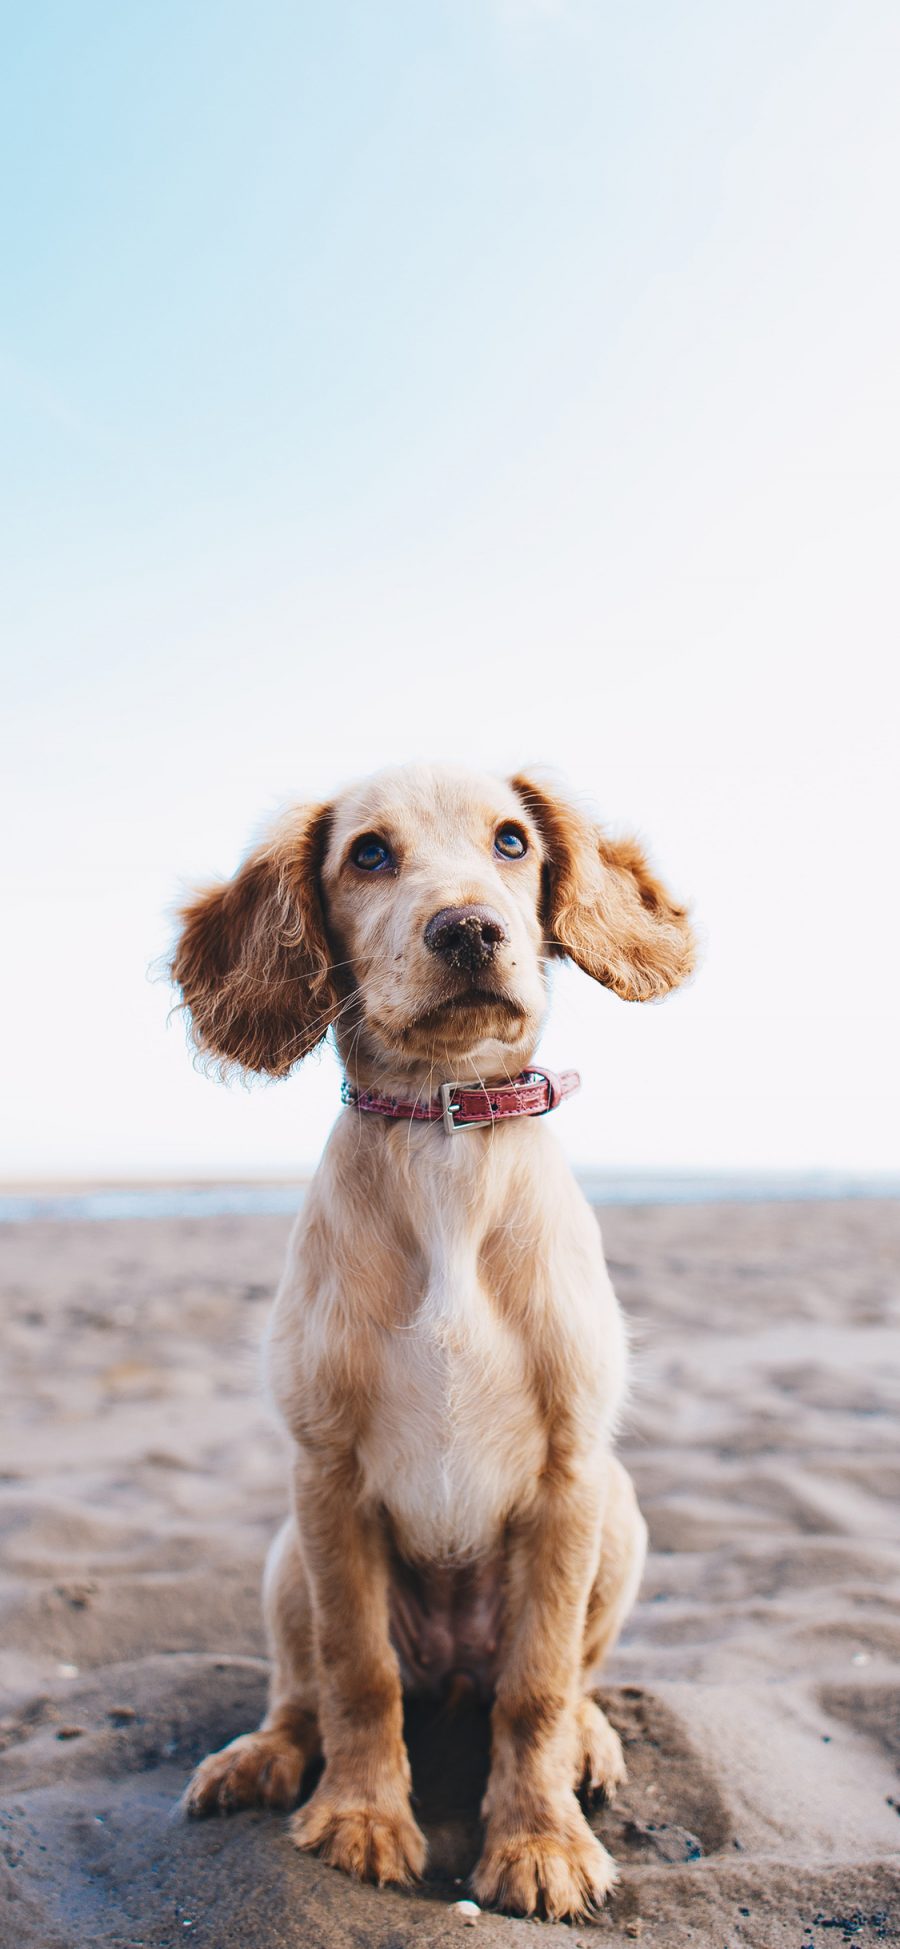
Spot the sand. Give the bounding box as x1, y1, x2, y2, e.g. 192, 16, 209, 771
0, 1198, 898, 1949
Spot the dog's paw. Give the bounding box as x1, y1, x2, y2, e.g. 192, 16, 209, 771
183, 1728, 309, 1816
473, 1802, 617, 1919
576, 1696, 627, 1802
291, 1785, 427, 1886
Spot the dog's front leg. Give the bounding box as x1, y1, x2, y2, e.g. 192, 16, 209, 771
474, 1467, 617, 1919
289, 1454, 426, 1886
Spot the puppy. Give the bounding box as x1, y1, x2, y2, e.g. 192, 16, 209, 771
172, 764, 695, 1919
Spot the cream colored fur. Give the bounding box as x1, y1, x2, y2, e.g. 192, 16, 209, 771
172, 763, 695, 1920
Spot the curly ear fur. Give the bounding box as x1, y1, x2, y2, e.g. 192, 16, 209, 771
171, 804, 342, 1077
511, 774, 696, 1002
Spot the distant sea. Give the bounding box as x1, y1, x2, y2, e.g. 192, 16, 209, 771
0, 1174, 897, 1223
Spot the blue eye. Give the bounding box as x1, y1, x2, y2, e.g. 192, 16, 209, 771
494, 825, 527, 860
351, 833, 393, 872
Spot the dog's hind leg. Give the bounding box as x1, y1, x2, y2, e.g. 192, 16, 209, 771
184, 1516, 321, 1816
575, 1456, 647, 1803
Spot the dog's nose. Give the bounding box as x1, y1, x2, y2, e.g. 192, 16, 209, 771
424, 905, 509, 974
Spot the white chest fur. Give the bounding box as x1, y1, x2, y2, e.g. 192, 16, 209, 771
357, 1222, 546, 1564
273, 1116, 624, 1568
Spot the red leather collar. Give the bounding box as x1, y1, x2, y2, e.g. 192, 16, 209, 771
341, 1067, 580, 1136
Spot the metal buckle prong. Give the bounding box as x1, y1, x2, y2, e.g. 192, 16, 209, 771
439, 1081, 494, 1136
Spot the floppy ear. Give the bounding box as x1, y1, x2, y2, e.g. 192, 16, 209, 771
510, 775, 696, 1002
171, 803, 342, 1077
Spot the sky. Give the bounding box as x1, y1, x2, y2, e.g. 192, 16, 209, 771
2, 0, 898, 1180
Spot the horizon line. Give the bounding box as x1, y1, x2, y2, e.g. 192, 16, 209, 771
1, 1170, 897, 1225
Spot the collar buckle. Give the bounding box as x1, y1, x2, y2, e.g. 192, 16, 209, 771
439, 1081, 494, 1136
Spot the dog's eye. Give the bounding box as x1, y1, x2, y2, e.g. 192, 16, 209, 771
494, 825, 528, 861
351, 833, 393, 872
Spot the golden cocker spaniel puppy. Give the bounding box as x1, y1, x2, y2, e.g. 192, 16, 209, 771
172, 764, 695, 1919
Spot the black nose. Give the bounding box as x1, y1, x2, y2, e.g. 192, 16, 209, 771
424, 905, 509, 974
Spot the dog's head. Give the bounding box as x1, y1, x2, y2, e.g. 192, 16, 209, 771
172, 764, 696, 1086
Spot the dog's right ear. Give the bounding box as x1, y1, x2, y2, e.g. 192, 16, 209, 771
171, 804, 341, 1079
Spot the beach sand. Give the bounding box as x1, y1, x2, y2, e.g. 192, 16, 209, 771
1, 1199, 898, 1948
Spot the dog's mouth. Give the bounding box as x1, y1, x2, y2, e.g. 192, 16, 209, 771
400, 988, 526, 1041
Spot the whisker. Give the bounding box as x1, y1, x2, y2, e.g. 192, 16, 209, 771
280, 990, 362, 1059
345, 1012, 374, 1165
283, 955, 360, 987
272, 987, 365, 1066
404, 1055, 439, 1160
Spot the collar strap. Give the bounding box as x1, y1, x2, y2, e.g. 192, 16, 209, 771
341, 1067, 581, 1136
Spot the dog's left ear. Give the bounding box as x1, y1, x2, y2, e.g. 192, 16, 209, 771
510, 774, 697, 1001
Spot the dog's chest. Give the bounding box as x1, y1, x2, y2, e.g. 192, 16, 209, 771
357, 1228, 545, 1563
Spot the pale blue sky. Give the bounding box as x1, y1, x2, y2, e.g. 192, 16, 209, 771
2, 1, 898, 1178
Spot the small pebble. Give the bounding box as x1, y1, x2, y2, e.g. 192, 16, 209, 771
451, 1899, 481, 1924
107, 1705, 136, 1723
625, 1924, 644, 1941
56, 1725, 85, 1740
57, 1663, 79, 1679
